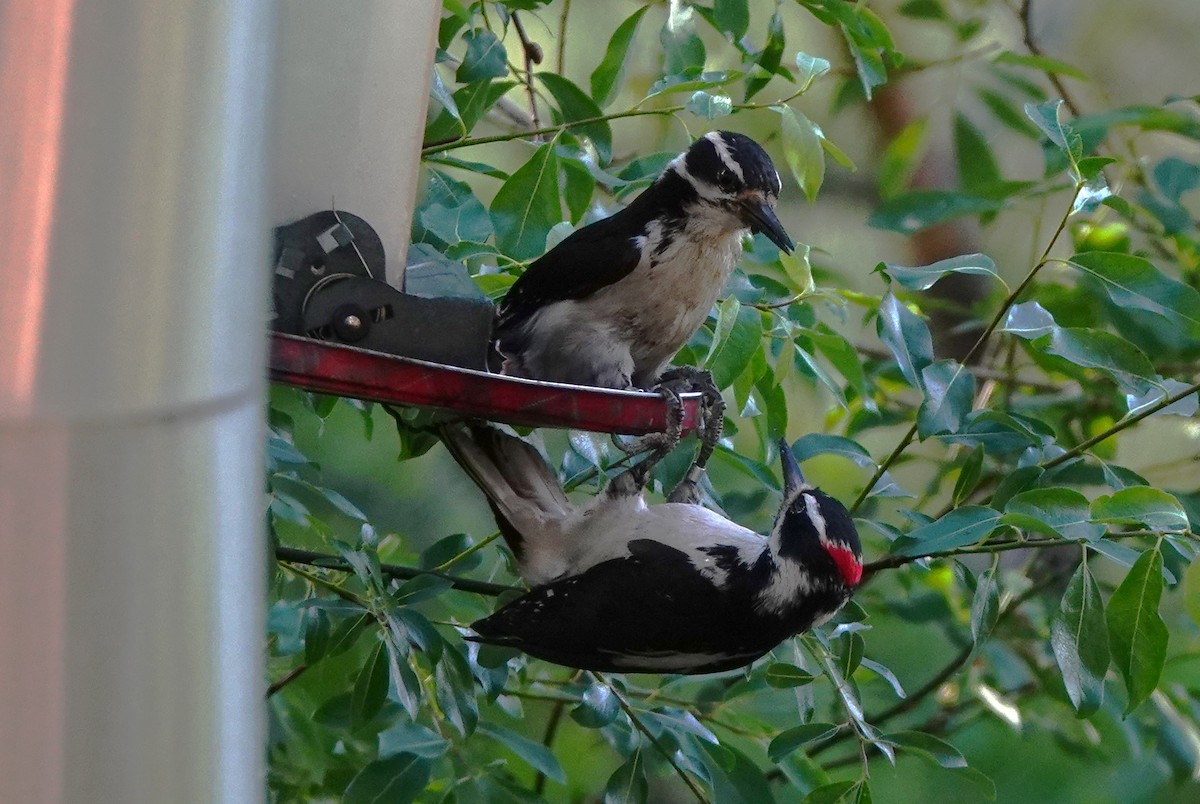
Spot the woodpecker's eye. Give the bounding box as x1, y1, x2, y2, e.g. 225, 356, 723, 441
716, 168, 735, 189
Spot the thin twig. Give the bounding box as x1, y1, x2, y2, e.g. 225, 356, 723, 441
556, 0, 571, 76
275, 546, 515, 597
595, 673, 710, 803
266, 664, 309, 698
1041, 380, 1200, 469
422, 87, 811, 155
861, 529, 1170, 578
510, 12, 543, 130
1018, 1, 1082, 118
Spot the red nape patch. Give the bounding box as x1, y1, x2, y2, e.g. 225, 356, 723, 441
826, 544, 862, 586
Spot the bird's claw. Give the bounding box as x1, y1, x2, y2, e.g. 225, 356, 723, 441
658, 367, 726, 505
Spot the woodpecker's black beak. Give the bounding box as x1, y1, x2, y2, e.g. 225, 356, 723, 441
778, 438, 805, 496
744, 202, 794, 254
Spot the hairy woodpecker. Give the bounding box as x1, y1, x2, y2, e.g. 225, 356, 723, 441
493, 130, 795, 389
442, 425, 862, 675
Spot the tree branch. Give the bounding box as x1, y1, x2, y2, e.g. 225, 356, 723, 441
275, 546, 515, 597
510, 12, 544, 130
861, 529, 1169, 578
1040, 381, 1200, 469
1018, 1, 1083, 118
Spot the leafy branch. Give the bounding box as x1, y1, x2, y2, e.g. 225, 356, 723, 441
849, 180, 1082, 514
594, 672, 711, 803
275, 546, 515, 597
1040, 380, 1200, 469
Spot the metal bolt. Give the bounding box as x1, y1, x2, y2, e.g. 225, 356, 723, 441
341, 314, 363, 330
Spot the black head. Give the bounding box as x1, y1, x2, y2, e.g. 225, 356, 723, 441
665, 131, 794, 252
772, 440, 863, 588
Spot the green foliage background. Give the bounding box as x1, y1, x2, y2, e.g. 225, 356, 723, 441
266, 1, 1200, 801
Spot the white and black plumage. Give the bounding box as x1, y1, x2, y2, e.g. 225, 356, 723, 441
493, 131, 795, 389
442, 425, 862, 675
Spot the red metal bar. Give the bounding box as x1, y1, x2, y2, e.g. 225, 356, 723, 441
268, 333, 702, 435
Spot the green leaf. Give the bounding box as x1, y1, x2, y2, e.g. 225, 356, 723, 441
745, 10, 784, 101
425, 79, 517, 144
646, 708, 719, 745
879, 253, 1003, 292
661, 1, 706, 76
1001, 301, 1056, 338
1069, 251, 1200, 339
434, 641, 478, 736
378, 722, 451, 760
878, 118, 927, 199
781, 244, 814, 295
996, 50, 1089, 79
604, 751, 648, 804
877, 293, 934, 390
899, 0, 949, 20
980, 88, 1040, 138
645, 71, 743, 100
489, 142, 561, 260
713, 0, 750, 40
790, 433, 874, 468
893, 506, 1003, 556
805, 780, 857, 804
971, 566, 1000, 643
954, 114, 1002, 191
860, 657, 908, 699
700, 740, 775, 803
1091, 487, 1190, 532
393, 573, 453, 605
808, 323, 874, 410
686, 90, 734, 119
350, 640, 389, 728
1106, 547, 1168, 713
869, 190, 1003, 233
768, 723, 839, 763
571, 682, 620, 728
888, 730, 968, 768
537, 73, 613, 164
1051, 562, 1110, 716
777, 105, 825, 202
478, 721, 567, 783
1003, 488, 1105, 542
795, 51, 832, 92
820, 135, 858, 171
343, 754, 432, 804
1126, 380, 1200, 418
1024, 99, 1074, 152
765, 662, 817, 688
456, 29, 508, 82
1039, 327, 1156, 393
705, 298, 763, 389
952, 446, 985, 506
918, 360, 976, 437
591, 6, 650, 108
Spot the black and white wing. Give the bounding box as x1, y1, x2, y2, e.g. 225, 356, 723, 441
469, 539, 774, 675
494, 210, 643, 337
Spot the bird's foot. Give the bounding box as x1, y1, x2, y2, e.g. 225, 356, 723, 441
664, 369, 726, 504
608, 385, 685, 494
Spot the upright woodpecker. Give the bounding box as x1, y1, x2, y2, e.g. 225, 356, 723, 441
493, 131, 794, 389
442, 425, 862, 675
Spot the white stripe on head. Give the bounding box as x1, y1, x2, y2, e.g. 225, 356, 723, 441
803, 492, 828, 543
705, 131, 745, 183
667, 151, 723, 202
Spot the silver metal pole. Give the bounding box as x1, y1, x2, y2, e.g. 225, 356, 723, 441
0, 1, 275, 801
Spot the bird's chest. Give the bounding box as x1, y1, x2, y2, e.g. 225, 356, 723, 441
590, 226, 742, 365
